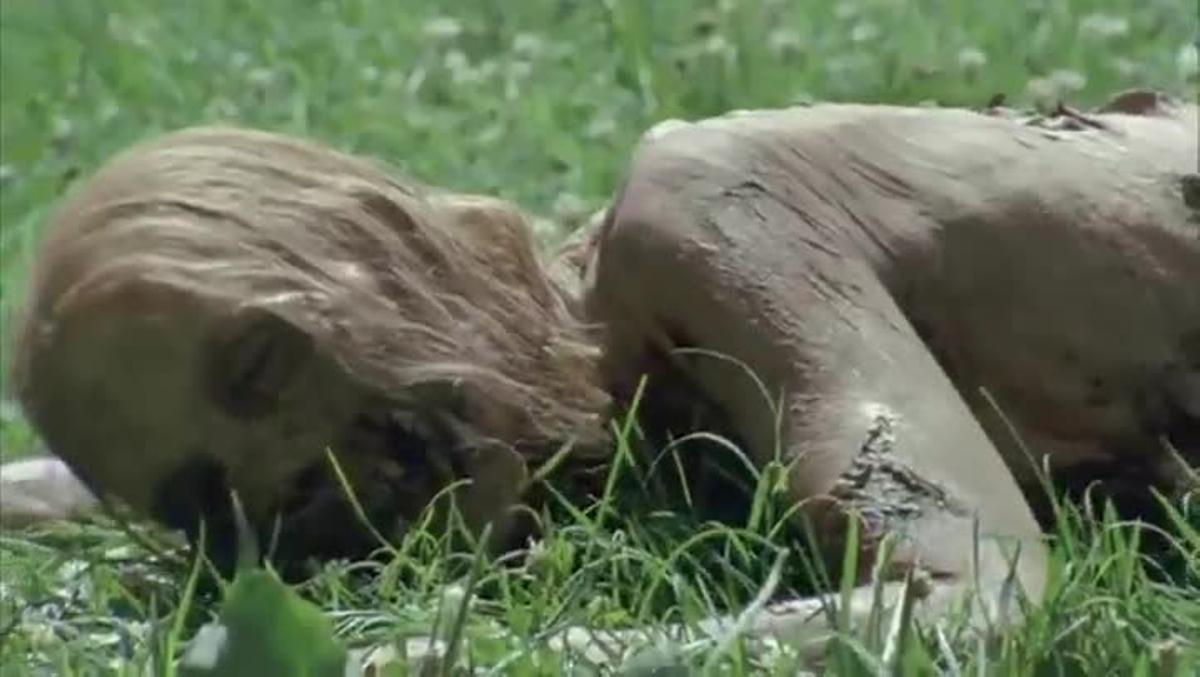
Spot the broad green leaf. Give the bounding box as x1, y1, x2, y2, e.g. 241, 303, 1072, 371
179, 569, 348, 677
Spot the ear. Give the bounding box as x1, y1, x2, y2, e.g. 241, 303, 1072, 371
457, 443, 529, 551
204, 308, 315, 419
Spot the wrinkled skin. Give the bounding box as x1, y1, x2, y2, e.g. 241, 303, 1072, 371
4, 92, 1198, 640
578, 93, 1199, 626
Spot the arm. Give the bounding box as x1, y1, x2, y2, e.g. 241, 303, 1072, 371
583, 110, 1049, 630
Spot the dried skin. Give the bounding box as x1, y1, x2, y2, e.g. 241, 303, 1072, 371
830, 408, 969, 540
7, 128, 609, 566
583, 91, 1199, 600
3, 93, 1197, 596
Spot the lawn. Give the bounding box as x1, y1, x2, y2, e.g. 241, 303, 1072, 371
1, 0, 1198, 674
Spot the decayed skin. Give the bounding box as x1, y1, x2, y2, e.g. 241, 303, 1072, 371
2, 92, 1197, 655
580, 93, 1199, 623
7, 128, 609, 568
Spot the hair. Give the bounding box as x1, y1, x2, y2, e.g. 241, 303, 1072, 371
10, 127, 612, 471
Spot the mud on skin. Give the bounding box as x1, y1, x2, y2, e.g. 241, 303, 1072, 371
3, 96, 1197, 615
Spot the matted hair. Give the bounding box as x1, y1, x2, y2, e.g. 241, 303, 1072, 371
11, 127, 611, 471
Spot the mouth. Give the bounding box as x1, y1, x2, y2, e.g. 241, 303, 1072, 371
271, 405, 475, 573
151, 455, 240, 576
153, 406, 465, 580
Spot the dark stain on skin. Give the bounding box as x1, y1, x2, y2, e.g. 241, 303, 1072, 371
151, 454, 238, 575
831, 412, 969, 542
149, 411, 446, 581
266, 408, 456, 579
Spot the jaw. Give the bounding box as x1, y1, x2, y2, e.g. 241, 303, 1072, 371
150, 397, 525, 579
30, 291, 535, 575
269, 405, 449, 566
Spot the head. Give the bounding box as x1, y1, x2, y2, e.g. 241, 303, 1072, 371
10, 127, 610, 571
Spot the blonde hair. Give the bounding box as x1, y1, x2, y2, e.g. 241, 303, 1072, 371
12, 127, 611, 471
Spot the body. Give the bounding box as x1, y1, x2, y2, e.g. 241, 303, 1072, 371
4, 92, 1197, 644
588, 99, 1197, 507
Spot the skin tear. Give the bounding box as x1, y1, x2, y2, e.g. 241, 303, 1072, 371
831, 408, 968, 543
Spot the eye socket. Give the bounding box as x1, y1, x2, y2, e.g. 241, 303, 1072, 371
205, 309, 314, 419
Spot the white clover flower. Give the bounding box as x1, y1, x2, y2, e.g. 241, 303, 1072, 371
52, 116, 74, 143
1025, 77, 1057, 106
767, 29, 802, 57
584, 115, 617, 139
98, 101, 120, 124
851, 21, 880, 44
1049, 68, 1087, 93
512, 32, 545, 57
444, 49, 470, 73
422, 16, 463, 42
1079, 13, 1129, 40
246, 67, 275, 87
106, 14, 150, 47
834, 1, 860, 21
957, 47, 988, 72
1178, 43, 1199, 81
702, 34, 733, 57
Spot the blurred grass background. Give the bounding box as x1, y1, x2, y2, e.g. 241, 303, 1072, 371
2, 0, 1197, 375
0, 1, 1197, 673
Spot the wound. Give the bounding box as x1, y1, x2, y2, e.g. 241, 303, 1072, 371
830, 409, 968, 543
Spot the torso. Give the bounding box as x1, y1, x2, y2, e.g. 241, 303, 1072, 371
559, 100, 1200, 497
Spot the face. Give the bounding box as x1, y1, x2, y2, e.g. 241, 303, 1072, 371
13, 128, 601, 577
23, 279, 463, 574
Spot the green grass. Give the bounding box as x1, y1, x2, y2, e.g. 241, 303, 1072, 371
1, 0, 1198, 674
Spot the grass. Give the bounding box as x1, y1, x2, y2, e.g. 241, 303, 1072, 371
1, 0, 1198, 674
